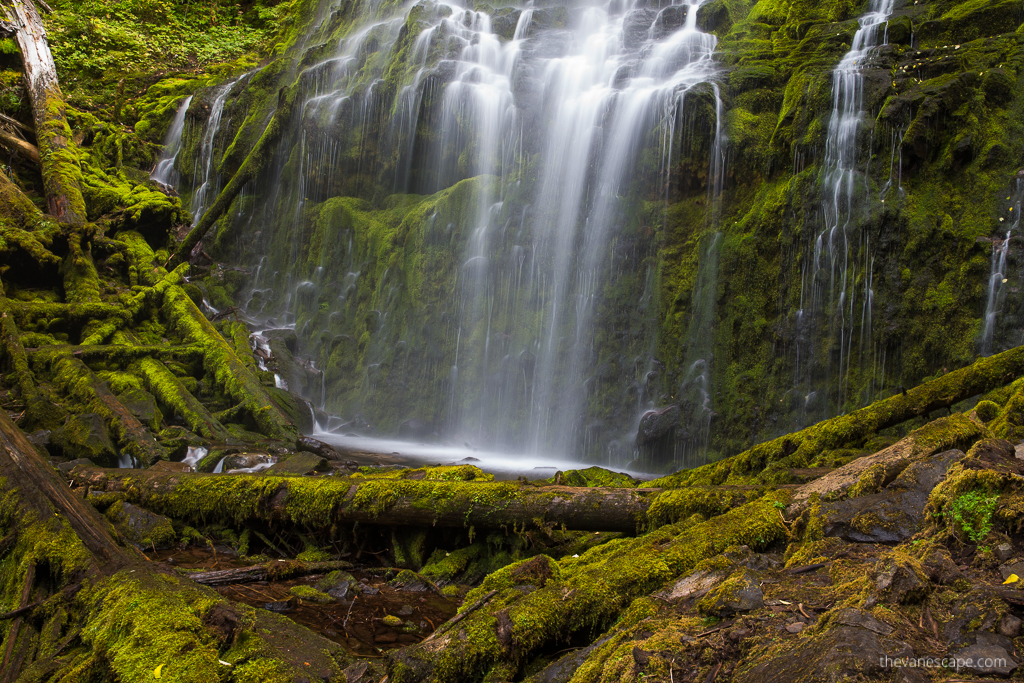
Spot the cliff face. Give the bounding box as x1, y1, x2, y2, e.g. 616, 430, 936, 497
38, 0, 1024, 470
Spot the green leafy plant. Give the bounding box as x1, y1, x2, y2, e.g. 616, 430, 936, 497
951, 490, 999, 545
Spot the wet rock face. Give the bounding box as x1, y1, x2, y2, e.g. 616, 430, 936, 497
635, 404, 680, 446
622, 9, 657, 50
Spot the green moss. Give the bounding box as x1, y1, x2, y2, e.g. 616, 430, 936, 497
393, 492, 790, 682
289, 585, 332, 603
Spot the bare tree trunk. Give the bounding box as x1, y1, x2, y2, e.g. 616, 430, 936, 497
4, 0, 87, 224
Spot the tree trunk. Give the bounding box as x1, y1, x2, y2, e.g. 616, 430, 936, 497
653, 343, 1024, 487
73, 466, 663, 532
4, 0, 86, 224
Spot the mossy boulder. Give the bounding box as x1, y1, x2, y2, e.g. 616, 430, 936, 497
289, 585, 333, 603
104, 500, 176, 549
51, 413, 118, 466
549, 467, 640, 488
265, 452, 329, 475
696, 568, 764, 616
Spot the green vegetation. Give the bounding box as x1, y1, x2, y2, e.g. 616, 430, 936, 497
951, 490, 999, 545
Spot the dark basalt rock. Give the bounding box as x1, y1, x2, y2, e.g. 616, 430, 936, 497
650, 5, 688, 40
297, 436, 342, 460
817, 449, 966, 543
636, 404, 680, 446
735, 624, 919, 683
951, 631, 1018, 677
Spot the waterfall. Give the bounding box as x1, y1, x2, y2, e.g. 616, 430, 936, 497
186, 0, 727, 465
150, 95, 192, 186
188, 79, 240, 226
981, 179, 1024, 355
793, 0, 894, 423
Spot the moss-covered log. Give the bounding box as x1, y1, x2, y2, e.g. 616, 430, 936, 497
73, 465, 663, 532
388, 492, 790, 682
651, 345, 1024, 488
161, 283, 298, 441
5, 0, 86, 223
35, 349, 168, 465
27, 342, 204, 362
134, 356, 236, 442
0, 406, 354, 683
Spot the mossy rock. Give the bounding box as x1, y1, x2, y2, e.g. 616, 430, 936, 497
696, 568, 764, 616
266, 387, 314, 434
289, 585, 333, 603
117, 387, 163, 432
265, 452, 329, 475
105, 500, 176, 549
975, 400, 1000, 423
51, 413, 118, 466
548, 467, 639, 488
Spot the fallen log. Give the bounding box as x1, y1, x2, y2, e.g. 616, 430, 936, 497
27, 342, 204, 362
161, 284, 298, 441
74, 466, 662, 532
135, 356, 236, 442
651, 344, 1024, 488
185, 559, 353, 586
36, 350, 168, 465
0, 127, 39, 164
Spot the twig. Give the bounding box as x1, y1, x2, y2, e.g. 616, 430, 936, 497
343, 595, 357, 629
423, 590, 498, 642
695, 625, 724, 638
798, 603, 810, 619
786, 562, 828, 575
704, 661, 722, 683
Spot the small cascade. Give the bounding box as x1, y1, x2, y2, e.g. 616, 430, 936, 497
182, 446, 208, 469
150, 95, 193, 186
188, 78, 243, 226
792, 0, 894, 423
981, 179, 1024, 355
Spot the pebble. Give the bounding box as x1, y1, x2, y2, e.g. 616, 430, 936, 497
785, 622, 806, 634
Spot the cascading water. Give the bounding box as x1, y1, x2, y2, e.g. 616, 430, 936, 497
981, 179, 1024, 355
791, 0, 894, 425
181, 0, 728, 466
151, 95, 193, 186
